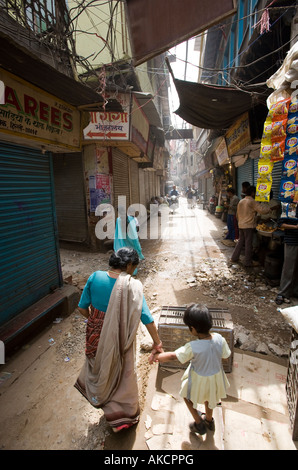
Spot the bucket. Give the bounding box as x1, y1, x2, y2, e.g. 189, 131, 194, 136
215, 206, 224, 218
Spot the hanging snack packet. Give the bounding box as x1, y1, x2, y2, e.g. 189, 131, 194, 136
258, 158, 273, 181
271, 119, 287, 141
260, 139, 285, 162
282, 156, 298, 177
262, 117, 273, 140
262, 118, 287, 141
255, 179, 272, 202
279, 176, 296, 202
281, 202, 298, 217
270, 140, 285, 162
268, 98, 291, 121
294, 182, 298, 203
286, 114, 298, 135
260, 139, 273, 159
289, 97, 298, 115
285, 135, 298, 157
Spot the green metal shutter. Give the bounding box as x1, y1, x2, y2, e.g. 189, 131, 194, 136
0, 142, 62, 327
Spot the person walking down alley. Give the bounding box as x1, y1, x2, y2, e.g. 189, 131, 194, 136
275, 204, 298, 305
149, 304, 231, 435
114, 207, 144, 275
231, 186, 279, 267
170, 185, 179, 197
225, 188, 239, 242
75, 248, 163, 433
186, 185, 195, 209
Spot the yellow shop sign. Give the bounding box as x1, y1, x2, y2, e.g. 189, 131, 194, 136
0, 69, 81, 150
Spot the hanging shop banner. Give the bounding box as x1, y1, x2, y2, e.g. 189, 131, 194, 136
0, 68, 81, 150
225, 112, 251, 157
84, 93, 130, 141
215, 137, 230, 166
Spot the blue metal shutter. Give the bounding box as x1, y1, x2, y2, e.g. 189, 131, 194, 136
0, 143, 62, 327
271, 161, 283, 200
236, 158, 254, 197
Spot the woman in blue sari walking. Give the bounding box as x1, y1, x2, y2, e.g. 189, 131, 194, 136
114, 207, 144, 274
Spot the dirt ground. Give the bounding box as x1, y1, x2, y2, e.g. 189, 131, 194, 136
0, 203, 295, 450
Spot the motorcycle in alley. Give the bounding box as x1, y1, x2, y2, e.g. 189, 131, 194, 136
167, 195, 179, 213
207, 195, 217, 215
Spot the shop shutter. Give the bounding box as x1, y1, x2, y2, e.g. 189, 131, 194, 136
271, 160, 283, 200
0, 143, 62, 327
129, 159, 140, 205
144, 171, 150, 204
138, 169, 146, 206
149, 171, 155, 199
156, 175, 161, 196
236, 158, 254, 197
53, 153, 88, 242
112, 149, 130, 209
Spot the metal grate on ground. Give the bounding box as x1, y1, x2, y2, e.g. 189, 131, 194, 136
158, 306, 234, 373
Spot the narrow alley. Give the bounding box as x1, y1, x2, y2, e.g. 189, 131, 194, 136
0, 200, 296, 451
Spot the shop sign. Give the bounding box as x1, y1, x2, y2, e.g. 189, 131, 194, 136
0, 69, 81, 150
225, 112, 251, 157
215, 137, 229, 166
84, 93, 130, 141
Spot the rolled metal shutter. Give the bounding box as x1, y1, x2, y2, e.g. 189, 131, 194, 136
53, 153, 88, 242
149, 171, 155, 199
236, 158, 254, 197
144, 172, 150, 203
156, 175, 161, 196
129, 159, 140, 205
271, 161, 283, 200
138, 169, 146, 206
112, 149, 130, 208
0, 142, 62, 327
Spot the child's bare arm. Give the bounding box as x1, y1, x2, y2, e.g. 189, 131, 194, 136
155, 351, 177, 363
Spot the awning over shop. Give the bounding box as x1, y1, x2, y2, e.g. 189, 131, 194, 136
173, 78, 256, 130
125, 0, 236, 66
132, 92, 162, 128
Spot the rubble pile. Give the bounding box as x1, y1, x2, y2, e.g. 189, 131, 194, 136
184, 258, 291, 357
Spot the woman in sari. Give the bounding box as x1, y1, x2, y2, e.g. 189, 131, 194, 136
74, 248, 163, 433
114, 208, 144, 275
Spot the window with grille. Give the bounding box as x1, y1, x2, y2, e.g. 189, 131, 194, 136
1, 1, 69, 44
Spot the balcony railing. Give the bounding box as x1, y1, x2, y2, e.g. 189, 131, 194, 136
1, 0, 70, 49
